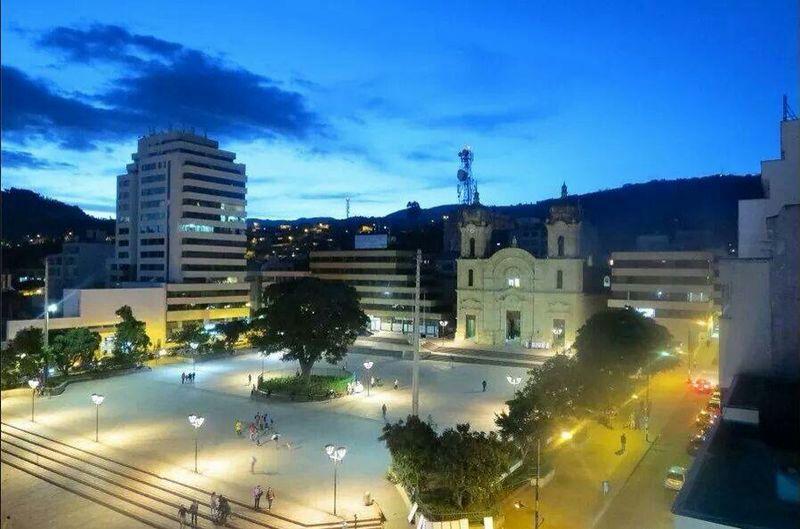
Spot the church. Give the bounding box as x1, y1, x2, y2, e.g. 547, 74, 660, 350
455, 185, 607, 351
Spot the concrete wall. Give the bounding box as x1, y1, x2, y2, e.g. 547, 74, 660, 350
717, 259, 772, 389
767, 205, 800, 379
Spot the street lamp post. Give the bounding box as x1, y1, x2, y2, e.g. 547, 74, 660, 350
534, 438, 542, 529
324, 444, 347, 515
261, 350, 266, 376
28, 379, 39, 422
91, 393, 105, 442
188, 413, 205, 473
506, 374, 522, 394
363, 361, 374, 397
189, 342, 199, 376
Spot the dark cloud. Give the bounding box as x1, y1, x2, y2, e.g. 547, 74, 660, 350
2, 24, 321, 151
296, 192, 387, 204
1, 149, 75, 169
405, 150, 451, 163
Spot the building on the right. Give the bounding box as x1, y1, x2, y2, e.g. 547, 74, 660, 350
607, 251, 717, 355
671, 112, 799, 528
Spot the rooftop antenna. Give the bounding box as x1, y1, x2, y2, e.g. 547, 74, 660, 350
456, 146, 479, 205
345, 197, 351, 219
783, 94, 797, 121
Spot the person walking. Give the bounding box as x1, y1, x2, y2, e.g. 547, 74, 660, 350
393, 378, 399, 390
620, 433, 627, 453
210, 492, 219, 517
252, 484, 264, 510
381, 403, 387, 420
251, 456, 257, 474
181, 372, 186, 384
189, 500, 198, 527
266, 486, 275, 511
178, 504, 187, 528
248, 373, 252, 385
235, 419, 243, 436
482, 380, 487, 392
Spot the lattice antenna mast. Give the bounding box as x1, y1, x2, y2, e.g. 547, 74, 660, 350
345, 197, 351, 219
456, 146, 479, 205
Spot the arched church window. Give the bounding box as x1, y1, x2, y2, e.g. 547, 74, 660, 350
469, 238, 476, 258
557, 235, 565, 257
468, 269, 474, 286
556, 270, 563, 289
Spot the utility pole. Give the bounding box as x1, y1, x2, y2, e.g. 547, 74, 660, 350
411, 249, 421, 416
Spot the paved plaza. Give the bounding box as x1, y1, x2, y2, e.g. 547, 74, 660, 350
1, 349, 528, 528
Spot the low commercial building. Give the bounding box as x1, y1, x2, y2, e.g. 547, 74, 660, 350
310, 248, 444, 336
46, 241, 115, 303
607, 251, 717, 353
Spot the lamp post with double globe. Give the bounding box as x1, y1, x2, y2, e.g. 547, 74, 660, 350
27, 379, 39, 422
188, 413, 205, 473
90, 393, 105, 442
324, 444, 347, 515
362, 361, 374, 397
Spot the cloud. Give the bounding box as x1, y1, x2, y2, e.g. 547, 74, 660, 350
2, 24, 322, 151
1, 149, 75, 169
405, 149, 452, 163
423, 109, 547, 133
296, 191, 387, 204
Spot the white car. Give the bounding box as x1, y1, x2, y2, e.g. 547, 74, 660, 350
664, 466, 686, 491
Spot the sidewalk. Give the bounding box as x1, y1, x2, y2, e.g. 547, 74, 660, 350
502, 370, 695, 529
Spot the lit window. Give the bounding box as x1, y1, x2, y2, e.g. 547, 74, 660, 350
507, 277, 520, 288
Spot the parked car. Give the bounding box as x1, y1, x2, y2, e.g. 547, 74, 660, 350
692, 378, 713, 393
687, 433, 706, 456
695, 409, 717, 428
664, 466, 687, 490
706, 400, 721, 415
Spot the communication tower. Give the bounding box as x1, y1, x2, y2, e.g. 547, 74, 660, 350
456, 146, 479, 205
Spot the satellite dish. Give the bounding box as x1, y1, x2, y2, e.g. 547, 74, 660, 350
457, 169, 469, 181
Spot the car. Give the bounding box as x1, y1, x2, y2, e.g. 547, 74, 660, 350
710, 390, 721, 406
706, 400, 721, 415
664, 466, 686, 490
692, 378, 713, 393
695, 409, 717, 428
687, 433, 706, 456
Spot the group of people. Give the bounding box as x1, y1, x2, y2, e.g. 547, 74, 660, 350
177, 499, 200, 527
181, 372, 196, 384
235, 410, 276, 446
251, 484, 276, 511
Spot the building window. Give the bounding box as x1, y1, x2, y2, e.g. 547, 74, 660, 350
465, 315, 476, 339
468, 269, 474, 287
507, 277, 520, 288
469, 238, 476, 258
557, 236, 565, 257
556, 270, 563, 289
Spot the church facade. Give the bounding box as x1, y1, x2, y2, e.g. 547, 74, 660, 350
455, 187, 606, 351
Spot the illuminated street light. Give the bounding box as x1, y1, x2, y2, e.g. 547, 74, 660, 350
27, 379, 39, 422
559, 430, 573, 441
188, 413, 205, 473
47, 303, 58, 313
189, 342, 199, 376
363, 361, 374, 397
324, 444, 347, 515
90, 393, 105, 442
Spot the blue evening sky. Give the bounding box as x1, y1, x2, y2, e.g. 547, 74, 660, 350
1, 1, 796, 219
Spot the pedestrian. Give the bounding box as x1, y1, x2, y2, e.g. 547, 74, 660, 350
210, 492, 219, 517
255, 412, 262, 430
602, 480, 610, 495
271, 433, 281, 448
370, 376, 375, 388
382, 403, 387, 420
189, 500, 198, 527
620, 433, 627, 453
178, 504, 187, 528
393, 378, 399, 390
248, 373, 252, 385
251, 456, 257, 474
181, 372, 186, 384
235, 419, 243, 436
482, 380, 487, 392
252, 484, 264, 510
266, 486, 275, 510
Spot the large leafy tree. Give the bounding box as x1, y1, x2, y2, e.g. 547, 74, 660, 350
250, 277, 368, 378
1, 327, 45, 382
496, 354, 581, 458
217, 319, 249, 350
50, 328, 101, 375
171, 322, 210, 353
438, 424, 511, 509
112, 306, 151, 365
379, 415, 438, 498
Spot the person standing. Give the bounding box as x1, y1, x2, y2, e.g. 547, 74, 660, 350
248, 373, 252, 385
178, 504, 187, 528
189, 500, 198, 527
482, 380, 487, 392
381, 403, 387, 420
266, 486, 275, 511
251, 456, 257, 474
393, 378, 399, 390
181, 372, 186, 384
620, 433, 627, 453
252, 484, 264, 510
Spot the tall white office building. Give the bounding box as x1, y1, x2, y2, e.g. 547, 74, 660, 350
112, 131, 250, 336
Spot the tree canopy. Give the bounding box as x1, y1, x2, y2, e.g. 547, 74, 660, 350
111, 306, 150, 365
50, 328, 101, 375
250, 277, 368, 377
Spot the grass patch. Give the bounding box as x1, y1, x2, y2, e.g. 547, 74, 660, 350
258, 373, 352, 401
